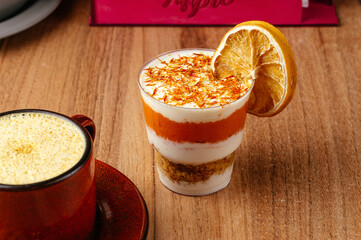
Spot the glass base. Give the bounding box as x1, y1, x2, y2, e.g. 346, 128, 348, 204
156, 165, 233, 196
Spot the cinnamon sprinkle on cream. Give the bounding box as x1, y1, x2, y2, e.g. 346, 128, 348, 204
144, 53, 252, 108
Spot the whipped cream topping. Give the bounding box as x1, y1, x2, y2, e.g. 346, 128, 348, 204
142, 52, 252, 108
139, 49, 253, 123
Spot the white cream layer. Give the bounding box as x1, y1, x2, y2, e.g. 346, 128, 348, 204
157, 163, 233, 196
139, 49, 252, 123
147, 126, 243, 164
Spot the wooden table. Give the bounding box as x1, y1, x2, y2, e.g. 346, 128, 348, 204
1, 0, 360, 239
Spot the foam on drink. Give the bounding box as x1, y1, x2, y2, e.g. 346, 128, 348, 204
0, 112, 86, 185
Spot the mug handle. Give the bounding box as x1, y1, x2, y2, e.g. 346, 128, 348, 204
72, 115, 96, 140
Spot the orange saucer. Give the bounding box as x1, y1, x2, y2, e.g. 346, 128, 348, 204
94, 160, 148, 240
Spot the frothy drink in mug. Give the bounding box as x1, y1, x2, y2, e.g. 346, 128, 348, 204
138, 49, 253, 196
0, 112, 86, 184
0, 110, 96, 240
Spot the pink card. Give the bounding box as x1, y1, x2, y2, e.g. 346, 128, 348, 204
90, 0, 338, 26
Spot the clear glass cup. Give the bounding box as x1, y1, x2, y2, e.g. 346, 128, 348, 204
138, 48, 252, 196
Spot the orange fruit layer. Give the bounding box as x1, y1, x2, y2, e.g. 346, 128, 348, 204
142, 99, 248, 143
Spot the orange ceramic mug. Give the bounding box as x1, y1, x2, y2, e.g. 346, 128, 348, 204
0, 109, 96, 240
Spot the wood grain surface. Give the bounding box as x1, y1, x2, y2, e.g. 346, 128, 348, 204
0, 0, 360, 239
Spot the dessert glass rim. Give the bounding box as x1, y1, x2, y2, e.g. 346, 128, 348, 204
0, 109, 93, 192
138, 48, 255, 111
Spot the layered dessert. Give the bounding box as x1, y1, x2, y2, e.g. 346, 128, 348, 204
138, 49, 253, 195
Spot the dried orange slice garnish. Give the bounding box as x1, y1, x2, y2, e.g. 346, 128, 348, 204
211, 21, 297, 117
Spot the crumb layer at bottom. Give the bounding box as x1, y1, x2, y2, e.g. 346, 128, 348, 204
157, 165, 233, 196
155, 150, 235, 196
